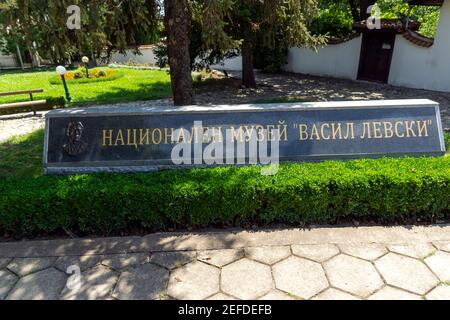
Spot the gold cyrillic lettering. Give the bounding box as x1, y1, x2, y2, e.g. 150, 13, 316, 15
102, 129, 113, 146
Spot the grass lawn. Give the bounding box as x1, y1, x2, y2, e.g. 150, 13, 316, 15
0, 127, 449, 179
0, 68, 171, 105
0, 129, 45, 178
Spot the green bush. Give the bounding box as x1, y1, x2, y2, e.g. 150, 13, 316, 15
253, 37, 288, 73
0, 156, 449, 237
311, 1, 354, 38
97, 70, 107, 77
73, 70, 84, 79
311, 0, 441, 39
46, 96, 66, 108
374, 0, 440, 38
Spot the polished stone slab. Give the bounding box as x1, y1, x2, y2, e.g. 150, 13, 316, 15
44, 99, 446, 174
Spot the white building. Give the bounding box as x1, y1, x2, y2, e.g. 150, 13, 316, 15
0, 51, 18, 69
109, 45, 158, 66
284, 0, 450, 92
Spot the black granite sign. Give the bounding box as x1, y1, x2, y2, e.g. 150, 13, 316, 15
44, 100, 446, 174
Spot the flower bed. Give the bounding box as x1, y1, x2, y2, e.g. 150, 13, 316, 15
49, 68, 124, 85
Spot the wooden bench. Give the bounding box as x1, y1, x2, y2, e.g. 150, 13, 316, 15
0, 89, 47, 115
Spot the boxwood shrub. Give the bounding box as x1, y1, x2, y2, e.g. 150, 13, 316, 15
0, 156, 449, 237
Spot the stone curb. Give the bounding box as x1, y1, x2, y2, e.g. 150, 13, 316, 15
1, 225, 449, 258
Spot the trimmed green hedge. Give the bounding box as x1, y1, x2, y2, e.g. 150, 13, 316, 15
0, 156, 449, 236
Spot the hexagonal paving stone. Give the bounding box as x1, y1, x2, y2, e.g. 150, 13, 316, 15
150, 251, 196, 270
339, 244, 387, 261
198, 249, 244, 267
207, 293, 237, 300
7, 257, 56, 277
7, 268, 67, 300
312, 288, 360, 300
0, 269, 18, 299
291, 244, 339, 262
426, 284, 450, 300
368, 286, 422, 300
102, 253, 149, 271
222, 258, 272, 300
0, 258, 12, 269
112, 263, 169, 300
273, 256, 328, 299
433, 241, 450, 253
258, 290, 296, 300
60, 265, 119, 300
388, 243, 436, 259
324, 254, 383, 298
425, 251, 450, 282
245, 246, 291, 265
375, 253, 439, 295
55, 255, 104, 274
168, 261, 219, 300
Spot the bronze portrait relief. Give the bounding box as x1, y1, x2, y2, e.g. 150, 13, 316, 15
63, 121, 88, 156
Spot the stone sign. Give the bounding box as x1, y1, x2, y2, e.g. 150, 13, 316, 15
44, 99, 446, 174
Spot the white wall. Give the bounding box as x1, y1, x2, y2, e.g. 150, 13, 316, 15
210, 36, 363, 76
211, 56, 243, 71
282, 36, 362, 80
389, 0, 450, 92
109, 46, 158, 65
0, 52, 18, 68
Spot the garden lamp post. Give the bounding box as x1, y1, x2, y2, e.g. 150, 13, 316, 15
82, 56, 90, 78
56, 66, 72, 102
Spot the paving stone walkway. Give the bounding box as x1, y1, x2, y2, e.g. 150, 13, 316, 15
1, 71, 450, 143
0, 225, 450, 300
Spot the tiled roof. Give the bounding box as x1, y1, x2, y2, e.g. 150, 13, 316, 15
327, 32, 361, 45
403, 30, 434, 48
404, 0, 443, 6
353, 19, 420, 33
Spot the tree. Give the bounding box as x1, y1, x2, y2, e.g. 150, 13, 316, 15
1, 0, 197, 106
155, 1, 238, 71
0, 0, 159, 64
0, 0, 44, 67
346, 0, 376, 20
164, 0, 195, 105
310, 1, 355, 39
200, 0, 326, 88
311, 0, 441, 39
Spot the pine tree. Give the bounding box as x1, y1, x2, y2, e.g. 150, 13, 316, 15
199, 0, 326, 88
0, 0, 158, 64
164, 0, 195, 105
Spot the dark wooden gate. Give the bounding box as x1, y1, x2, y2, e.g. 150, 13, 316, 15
357, 33, 396, 83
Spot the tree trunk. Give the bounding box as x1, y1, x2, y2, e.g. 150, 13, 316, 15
360, 0, 369, 20
29, 46, 40, 68
164, 0, 195, 106
15, 44, 24, 70
348, 0, 360, 21
241, 38, 256, 89
360, 0, 377, 20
